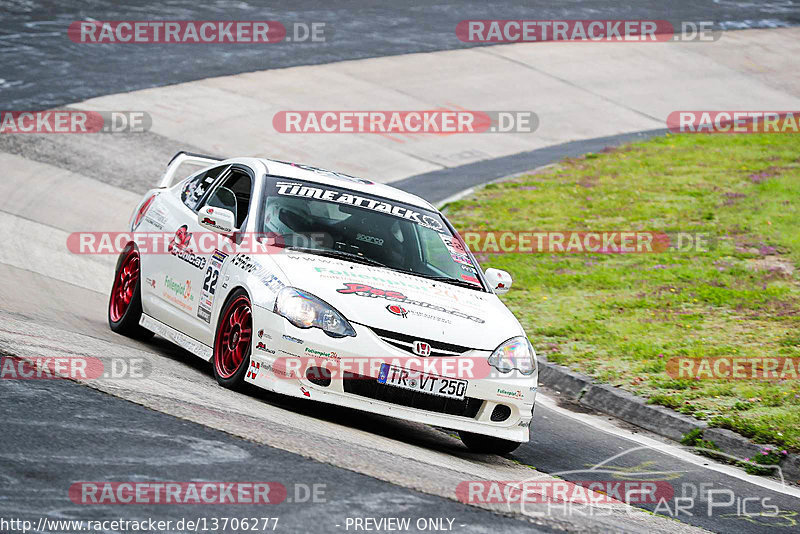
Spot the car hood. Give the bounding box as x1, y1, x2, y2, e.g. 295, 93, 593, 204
268, 252, 523, 350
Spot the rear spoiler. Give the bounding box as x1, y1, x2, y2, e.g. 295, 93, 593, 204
159, 151, 224, 188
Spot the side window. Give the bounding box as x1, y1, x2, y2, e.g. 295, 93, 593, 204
199, 167, 253, 229
181, 165, 229, 210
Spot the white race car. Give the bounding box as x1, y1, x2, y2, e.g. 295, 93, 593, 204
109, 152, 537, 454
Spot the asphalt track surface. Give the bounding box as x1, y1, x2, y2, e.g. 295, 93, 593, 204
0, 378, 550, 534
2, 0, 800, 110
2, 3, 800, 534
1, 134, 799, 534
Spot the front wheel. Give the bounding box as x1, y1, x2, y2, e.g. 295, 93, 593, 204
212, 289, 252, 389
459, 430, 521, 455
108, 245, 153, 339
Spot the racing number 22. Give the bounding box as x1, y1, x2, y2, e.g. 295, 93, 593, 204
203, 267, 219, 295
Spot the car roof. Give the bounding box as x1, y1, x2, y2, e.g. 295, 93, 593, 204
243, 157, 438, 212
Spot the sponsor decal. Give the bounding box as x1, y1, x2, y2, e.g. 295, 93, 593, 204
312, 265, 428, 291
460, 263, 478, 274
271, 161, 374, 184
518, 419, 532, 428
145, 277, 157, 288
356, 233, 384, 246
256, 342, 275, 354
300, 386, 311, 397
246, 360, 261, 380
441, 235, 474, 267
461, 274, 480, 285
304, 347, 340, 362
271, 365, 293, 378
197, 249, 228, 323
336, 283, 484, 323
386, 304, 408, 318
232, 254, 259, 273
282, 335, 303, 344
275, 181, 445, 232
163, 275, 194, 312
200, 207, 233, 233
257, 329, 272, 340
143, 215, 165, 230
165, 276, 193, 300
496, 388, 524, 400
168, 225, 207, 270
232, 254, 286, 294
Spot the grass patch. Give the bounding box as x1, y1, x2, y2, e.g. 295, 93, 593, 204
447, 133, 800, 450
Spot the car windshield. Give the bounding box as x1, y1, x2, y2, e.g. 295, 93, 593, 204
261, 178, 484, 290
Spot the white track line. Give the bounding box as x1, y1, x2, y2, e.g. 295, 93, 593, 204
537, 392, 800, 498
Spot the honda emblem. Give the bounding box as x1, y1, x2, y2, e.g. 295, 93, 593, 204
412, 341, 431, 356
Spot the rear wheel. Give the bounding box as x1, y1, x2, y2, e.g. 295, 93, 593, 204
108, 245, 153, 339
213, 289, 252, 389
459, 430, 521, 455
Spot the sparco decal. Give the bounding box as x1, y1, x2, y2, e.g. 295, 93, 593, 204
337, 283, 484, 323
275, 181, 444, 232
168, 225, 206, 270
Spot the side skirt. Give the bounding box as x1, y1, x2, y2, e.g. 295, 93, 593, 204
139, 313, 213, 361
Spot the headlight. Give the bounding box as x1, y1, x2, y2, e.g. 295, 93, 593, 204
274, 287, 356, 338
488, 336, 536, 375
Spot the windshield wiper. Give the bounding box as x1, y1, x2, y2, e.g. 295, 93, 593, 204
413, 274, 485, 291
286, 247, 390, 268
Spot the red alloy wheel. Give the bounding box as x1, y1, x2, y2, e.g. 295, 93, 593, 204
215, 296, 252, 379
109, 248, 140, 323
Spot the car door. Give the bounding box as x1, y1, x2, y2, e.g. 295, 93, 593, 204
188, 164, 256, 345
144, 163, 230, 337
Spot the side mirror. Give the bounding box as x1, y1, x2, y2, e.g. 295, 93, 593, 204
484, 268, 512, 295
197, 205, 236, 234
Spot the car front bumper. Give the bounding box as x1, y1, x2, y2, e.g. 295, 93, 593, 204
247, 305, 537, 442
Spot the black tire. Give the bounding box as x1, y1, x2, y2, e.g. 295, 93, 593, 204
459, 430, 522, 455
108, 245, 154, 340
212, 288, 253, 390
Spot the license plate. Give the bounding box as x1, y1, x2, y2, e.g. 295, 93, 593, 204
377, 363, 467, 400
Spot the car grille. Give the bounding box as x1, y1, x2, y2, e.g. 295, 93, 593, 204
369, 326, 471, 357
342, 372, 483, 418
